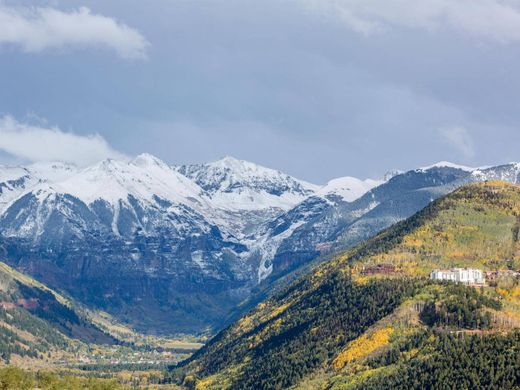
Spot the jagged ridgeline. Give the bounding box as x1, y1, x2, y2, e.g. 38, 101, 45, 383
0, 261, 116, 363
173, 182, 520, 389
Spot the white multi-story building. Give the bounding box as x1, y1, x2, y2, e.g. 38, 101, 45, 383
430, 268, 485, 285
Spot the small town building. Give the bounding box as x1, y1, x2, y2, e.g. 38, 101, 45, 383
430, 268, 485, 285
485, 270, 520, 282
361, 263, 397, 275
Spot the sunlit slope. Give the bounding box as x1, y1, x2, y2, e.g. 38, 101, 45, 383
174, 182, 520, 389
346, 181, 520, 276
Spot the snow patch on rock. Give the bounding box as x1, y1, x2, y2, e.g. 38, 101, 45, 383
317, 177, 382, 203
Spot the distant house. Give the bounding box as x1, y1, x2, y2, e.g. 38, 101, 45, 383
430, 268, 485, 285
362, 263, 397, 275
485, 270, 520, 282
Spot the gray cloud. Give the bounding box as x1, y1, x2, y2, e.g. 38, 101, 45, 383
0, 5, 148, 59
0, 116, 127, 166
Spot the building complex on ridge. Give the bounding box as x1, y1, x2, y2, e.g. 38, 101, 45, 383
430, 268, 485, 285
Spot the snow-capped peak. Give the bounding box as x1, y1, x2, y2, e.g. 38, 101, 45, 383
176, 156, 319, 211
0, 165, 30, 183
50, 156, 204, 207
131, 153, 169, 169
207, 156, 317, 191
419, 161, 475, 172
180, 156, 317, 191
383, 170, 403, 182
27, 161, 78, 182
0, 163, 79, 214
211, 155, 252, 170
317, 176, 382, 203
471, 162, 520, 184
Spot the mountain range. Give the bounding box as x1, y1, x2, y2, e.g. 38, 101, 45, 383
0, 155, 519, 333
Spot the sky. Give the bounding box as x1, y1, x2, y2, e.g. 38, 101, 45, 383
0, 0, 519, 184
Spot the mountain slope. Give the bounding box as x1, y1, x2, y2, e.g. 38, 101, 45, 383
346, 180, 520, 274
176, 156, 319, 237
0, 162, 78, 214
254, 163, 520, 283
317, 176, 382, 203
0, 260, 116, 364
176, 156, 317, 212
175, 182, 520, 389
0, 156, 249, 334
252, 165, 470, 282
0, 155, 323, 334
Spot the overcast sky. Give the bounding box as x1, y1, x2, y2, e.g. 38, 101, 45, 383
0, 0, 519, 183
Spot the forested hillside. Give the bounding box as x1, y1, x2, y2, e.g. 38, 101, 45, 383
173, 182, 520, 389
335, 331, 520, 389
0, 261, 116, 364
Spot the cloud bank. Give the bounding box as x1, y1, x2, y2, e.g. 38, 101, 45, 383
0, 116, 127, 166
0, 5, 148, 59
302, 0, 520, 43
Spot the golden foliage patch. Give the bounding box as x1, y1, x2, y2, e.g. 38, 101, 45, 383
333, 327, 394, 370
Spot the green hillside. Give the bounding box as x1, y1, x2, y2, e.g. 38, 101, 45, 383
0, 260, 117, 366
173, 182, 520, 389
0, 261, 202, 387
346, 180, 520, 276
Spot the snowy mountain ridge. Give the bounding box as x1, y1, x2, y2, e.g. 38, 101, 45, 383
317, 176, 383, 203
1, 154, 325, 239
176, 156, 320, 212
0, 154, 400, 220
